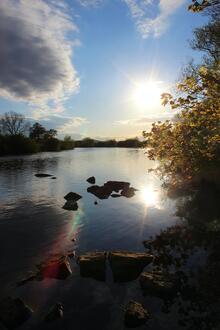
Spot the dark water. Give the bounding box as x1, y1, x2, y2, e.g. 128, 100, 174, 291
0, 148, 182, 330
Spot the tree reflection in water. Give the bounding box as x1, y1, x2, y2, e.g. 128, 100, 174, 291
143, 180, 220, 329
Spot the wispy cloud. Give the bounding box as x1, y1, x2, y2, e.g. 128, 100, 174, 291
123, 0, 186, 38
0, 0, 79, 105
115, 113, 173, 126
58, 117, 89, 133
77, 0, 106, 7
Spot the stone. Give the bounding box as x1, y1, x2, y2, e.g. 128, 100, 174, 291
124, 301, 149, 328
139, 271, 178, 298
87, 176, 96, 184
45, 303, 64, 322
35, 173, 52, 177
94, 201, 98, 205
51, 177, 57, 179
64, 192, 82, 202
87, 180, 137, 200
109, 251, 154, 282
68, 251, 75, 258
111, 194, 121, 198
78, 252, 107, 281
0, 297, 33, 329
37, 256, 72, 280
121, 187, 137, 198
87, 185, 112, 199
63, 201, 78, 211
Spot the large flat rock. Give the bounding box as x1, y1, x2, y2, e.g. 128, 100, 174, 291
78, 252, 107, 281
109, 251, 154, 282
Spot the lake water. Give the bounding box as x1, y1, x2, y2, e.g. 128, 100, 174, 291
0, 148, 181, 330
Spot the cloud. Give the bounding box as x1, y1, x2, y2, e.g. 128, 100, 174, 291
0, 0, 79, 104
115, 113, 174, 126
58, 117, 89, 133
123, 0, 186, 38
77, 0, 105, 7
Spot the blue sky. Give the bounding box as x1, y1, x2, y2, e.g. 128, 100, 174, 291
0, 0, 207, 140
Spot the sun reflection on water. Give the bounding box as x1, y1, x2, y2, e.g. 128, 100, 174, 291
141, 185, 161, 208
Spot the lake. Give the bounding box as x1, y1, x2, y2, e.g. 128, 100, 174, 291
0, 148, 182, 330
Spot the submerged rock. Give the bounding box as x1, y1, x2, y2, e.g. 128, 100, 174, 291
64, 192, 82, 202
51, 177, 57, 180
35, 173, 52, 178
45, 303, 64, 322
109, 251, 154, 282
87, 176, 96, 184
124, 301, 149, 328
0, 297, 33, 329
63, 201, 78, 211
139, 271, 178, 298
78, 252, 107, 281
37, 256, 72, 280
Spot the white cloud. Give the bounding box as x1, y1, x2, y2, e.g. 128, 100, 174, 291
123, 0, 186, 38
115, 113, 174, 126
0, 0, 79, 105
58, 117, 89, 133
77, 0, 106, 7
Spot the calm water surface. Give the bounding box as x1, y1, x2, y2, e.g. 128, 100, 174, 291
0, 148, 180, 330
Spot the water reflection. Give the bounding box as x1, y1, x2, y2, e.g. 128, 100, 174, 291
141, 185, 160, 208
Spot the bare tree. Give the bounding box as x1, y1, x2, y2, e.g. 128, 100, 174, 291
0, 111, 29, 135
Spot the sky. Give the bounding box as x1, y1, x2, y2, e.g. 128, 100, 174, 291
0, 0, 207, 140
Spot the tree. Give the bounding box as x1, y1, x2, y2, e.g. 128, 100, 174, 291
0, 111, 29, 136
29, 122, 46, 140
143, 1, 220, 187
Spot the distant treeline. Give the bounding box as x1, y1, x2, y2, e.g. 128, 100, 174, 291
0, 112, 74, 156
0, 112, 143, 156
74, 137, 144, 148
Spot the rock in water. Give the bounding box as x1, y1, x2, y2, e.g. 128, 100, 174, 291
87, 185, 112, 199
0, 297, 33, 329
64, 192, 82, 202
63, 201, 78, 211
87, 181, 137, 200
109, 251, 153, 282
78, 252, 106, 281
87, 176, 96, 184
139, 271, 178, 298
45, 303, 64, 322
124, 301, 149, 328
35, 173, 52, 178
121, 187, 136, 198
38, 256, 72, 280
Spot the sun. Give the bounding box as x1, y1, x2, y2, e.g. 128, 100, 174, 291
132, 80, 162, 109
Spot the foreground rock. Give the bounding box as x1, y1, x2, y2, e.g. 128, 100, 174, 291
35, 173, 52, 178
78, 252, 106, 281
45, 303, 64, 322
87, 176, 96, 184
109, 251, 154, 282
87, 181, 137, 200
63, 200, 78, 211
64, 192, 82, 202
0, 297, 33, 329
124, 301, 149, 328
37, 256, 72, 280
139, 271, 178, 298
